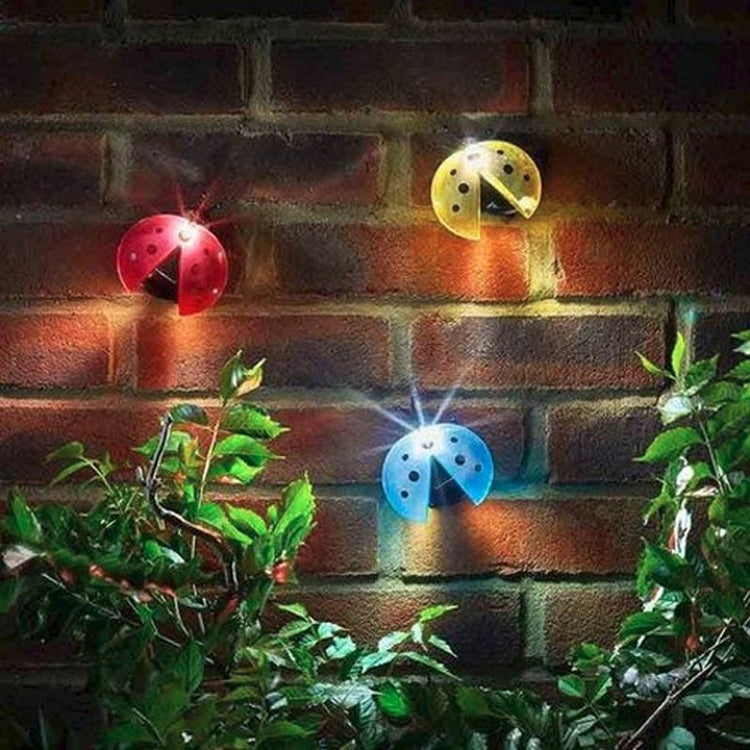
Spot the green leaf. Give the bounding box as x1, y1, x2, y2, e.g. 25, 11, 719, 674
619, 610, 669, 640
213, 434, 276, 465
276, 476, 315, 537
133, 430, 192, 457
727, 360, 750, 380
219, 351, 265, 403
684, 355, 718, 394
637, 427, 702, 463
0, 578, 21, 613
359, 651, 397, 673
45, 441, 84, 463
428, 634, 457, 658
400, 651, 456, 679
377, 681, 411, 720
708, 401, 750, 439
701, 380, 742, 407
636, 351, 669, 377
418, 604, 458, 623
637, 543, 695, 594
48, 460, 90, 487
174, 640, 204, 694
169, 403, 208, 425
225, 505, 267, 536
221, 404, 287, 440
659, 727, 695, 750
207, 456, 264, 484
276, 602, 310, 620
194, 502, 226, 530
377, 631, 409, 653
718, 667, 750, 698
671, 333, 687, 378
456, 686, 491, 718
681, 680, 733, 715
5, 490, 41, 544
558, 674, 586, 700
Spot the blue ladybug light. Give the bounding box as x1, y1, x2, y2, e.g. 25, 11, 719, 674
381, 423, 494, 523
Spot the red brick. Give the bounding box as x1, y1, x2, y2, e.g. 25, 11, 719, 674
693, 310, 750, 372
548, 403, 660, 483
264, 407, 407, 485
553, 41, 750, 113
0, 0, 98, 20
413, 314, 665, 390
685, 132, 750, 206
0, 314, 110, 388
403, 497, 646, 577
229, 495, 379, 576
0, 223, 126, 298
555, 222, 750, 297
272, 41, 528, 112
270, 224, 529, 301
431, 404, 526, 480
126, 133, 381, 211
0, 133, 102, 206
270, 586, 522, 669
687, 0, 750, 24
129, 0, 391, 20
543, 585, 638, 665
412, 130, 665, 209
413, 0, 666, 21
0, 398, 164, 482
136, 315, 391, 391
0, 39, 241, 113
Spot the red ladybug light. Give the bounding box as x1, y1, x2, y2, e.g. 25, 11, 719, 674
116, 214, 228, 316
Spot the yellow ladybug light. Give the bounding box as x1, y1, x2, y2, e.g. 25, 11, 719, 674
430, 140, 542, 240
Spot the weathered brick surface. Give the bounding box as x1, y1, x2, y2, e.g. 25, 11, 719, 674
554, 222, 750, 297
126, 133, 382, 210
413, 314, 665, 390
0, 39, 241, 113
0, 133, 102, 206
553, 41, 750, 113
0, 314, 110, 388
685, 132, 750, 206
136, 315, 392, 391
0, 224, 126, 299
413, 130, 665, 208
548, 403, 660, 483
693, 311, 750, 372
543, 585, 639, 665
269, 224, 529, 300
0, 399, 164, 482
263, 407, 405, 485
272, 41, 529, 112
271, 586, 522, 669
229, 495, 379, 576
403, 497, 646, 577
129, 0, 392, 20
413, 0, 666, 21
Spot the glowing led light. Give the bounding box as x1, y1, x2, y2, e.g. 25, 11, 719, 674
381, 422, 494, 523
431, 139, 542, 240
116, 214, 229, 316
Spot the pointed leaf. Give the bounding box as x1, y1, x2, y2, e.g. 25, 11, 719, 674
221, 404, 287, 440
45, 441, 84, 463
169, 404, 208, 425
637, 427, 702, 463
671, 332, 686, 377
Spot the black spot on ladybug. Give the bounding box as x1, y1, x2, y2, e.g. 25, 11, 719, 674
203, 248, 211, 257
458, 182, 470, 194
146, 244, 157, 255
503, 164, 514, 175
524, 174, 531, 181
455, 455, 466, 466
450, 168, 457, 176
451, 204, 460, 212
191, 264, 200, 274
409, 470, 420, 482
401, 490, 409, 498
450, 436, 458, 443
497, 149, 504, 155
155, 227, 163, 234
401, 453, 409, 461
475, 464, 482, 472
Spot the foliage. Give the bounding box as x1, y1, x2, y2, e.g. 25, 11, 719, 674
4, 329, 750, 748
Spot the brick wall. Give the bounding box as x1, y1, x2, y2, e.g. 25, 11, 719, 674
0, 0, 748, 686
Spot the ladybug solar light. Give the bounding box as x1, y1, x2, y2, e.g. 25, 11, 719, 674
431, 140, 542, 240
381, 423, 494, 523
116, 214, 228, 316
